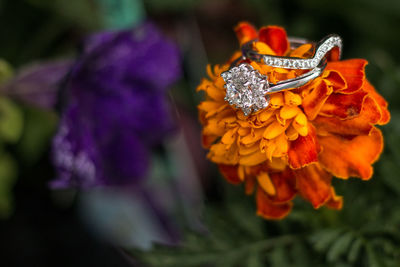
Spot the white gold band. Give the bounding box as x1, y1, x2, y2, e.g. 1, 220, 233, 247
242, 34, 342, 70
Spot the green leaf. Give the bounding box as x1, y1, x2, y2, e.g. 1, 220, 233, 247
366, 244, 385, 267
270, 245, 290, 267
290, 241, 312, 267
310, 228, 344, 252
327, 231, 355, 262
0, 59, 13, 84
0, 152, 17, 219
16, 106, 57, 165
246, 251, 264, 267
26, 0, 101, 30
0, 97, 24, 143
347, 237, 364, 263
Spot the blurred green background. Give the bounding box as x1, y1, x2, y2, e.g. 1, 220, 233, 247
0, 0, 399, 266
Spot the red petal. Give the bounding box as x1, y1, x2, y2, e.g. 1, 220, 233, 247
218, 164, 242, 184
294, 163, 332, 209
268, 168, 297, 203
256, 187, 292, 220
234, 22, 258, 45
288, 124, 320, 169
258, 26, 289, 56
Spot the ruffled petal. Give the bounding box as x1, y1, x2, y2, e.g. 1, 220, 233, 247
313, 95, 381, 136
268, 168, 297, 203
288, 124, 320, 169
302, 80, 332, 120
318, 127, 383, 180
294, 163, 332, 209
319, 90, 368, 119
324, 70, 346, 91
326, 59, 367, 94
325, 187, 343, 210
362, 81, 390, 125
258, 26, 289, 56
256, 187, 292, 219
235, 22, 258, 44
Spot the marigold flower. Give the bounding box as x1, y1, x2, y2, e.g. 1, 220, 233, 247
197, 22, 390, 219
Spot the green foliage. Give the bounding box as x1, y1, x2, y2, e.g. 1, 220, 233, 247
0, 59, 13, 83
132, 162, 400, 267
16, 106, 57, 165
25, 0, 102, 30
0, 96, 24, 144
0, 152, 17, 218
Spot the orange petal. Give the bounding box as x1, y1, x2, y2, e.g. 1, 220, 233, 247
313, 95, 382, 136
263, 121, 288, 139
218, 164, 242, 185
280, 105, 301, 119
288, 124, 320, 169
290, 44, 313, 58
234, 21, 258, 44
221, 128, 237, 145
319, 90, 368, 119
284, 91, 302, 106
239, 150, 268, 166
362, 81, 390, 125
257, 172, 276, 196
256, 187, 292, 220
318, 127, 383, 180
258, 26, 289, 56
326, 59, 367, 94
302, 80, 332, 120
294, 163, 332, 209
254, 42, 276, 55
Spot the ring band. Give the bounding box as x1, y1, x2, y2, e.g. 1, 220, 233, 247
242, 34, 342, 70
221, 59, 326, 116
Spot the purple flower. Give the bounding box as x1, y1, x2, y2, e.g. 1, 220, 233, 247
51, 22, 181, 188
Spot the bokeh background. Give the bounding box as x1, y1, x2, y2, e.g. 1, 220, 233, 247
0, 0, 399, 266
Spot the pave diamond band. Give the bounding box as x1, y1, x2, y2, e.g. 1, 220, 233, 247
242, 34, 342, 70
221, 61, 326, 116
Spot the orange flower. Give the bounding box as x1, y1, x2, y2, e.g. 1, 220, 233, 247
197, 22, 390, 220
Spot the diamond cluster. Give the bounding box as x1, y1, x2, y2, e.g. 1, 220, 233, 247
221, 63, 270, 116
262, 35, 342, 69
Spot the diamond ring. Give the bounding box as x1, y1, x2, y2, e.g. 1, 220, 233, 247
221, 60, 326, 116
242, 34, 342, 70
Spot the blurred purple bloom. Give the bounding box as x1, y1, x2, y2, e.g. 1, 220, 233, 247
52, 23, 181, 188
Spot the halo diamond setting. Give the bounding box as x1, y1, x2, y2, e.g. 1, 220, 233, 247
221, 63, 270, 116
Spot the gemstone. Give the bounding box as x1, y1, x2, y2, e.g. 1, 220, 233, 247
221, 63, 270, 115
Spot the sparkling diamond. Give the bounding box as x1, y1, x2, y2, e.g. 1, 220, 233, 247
221, 63, 270, 115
